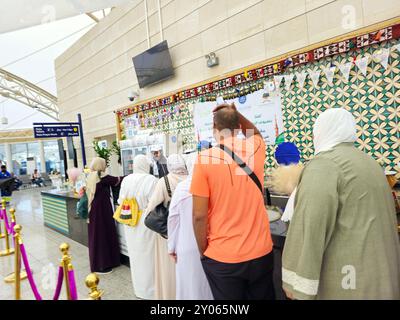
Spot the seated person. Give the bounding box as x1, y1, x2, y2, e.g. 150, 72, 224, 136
0, 165, 13, 197
0, 165, 11, 179
31, 169, 46, 187
12, 174, 22, 191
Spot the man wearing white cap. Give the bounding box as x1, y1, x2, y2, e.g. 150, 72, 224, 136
149, 145, 169, 178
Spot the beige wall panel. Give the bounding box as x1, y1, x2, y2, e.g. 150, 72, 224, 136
201, 20, 230, 53
228, 1, 265, 43
170, 34, 203, 67
362, 0, 400, 26
198, 0, 228, 31
230, 32, 266, 70
264, 15, 309, 59
307, 0, 364, 44
263, 0, 306, 30
227, 0, 264, 17
305, 0, 335, 11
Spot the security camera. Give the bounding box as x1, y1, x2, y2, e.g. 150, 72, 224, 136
128, 89, 140, 102
205, 52, 219, 68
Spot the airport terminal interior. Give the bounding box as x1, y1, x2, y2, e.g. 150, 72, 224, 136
0, 0, 399, 302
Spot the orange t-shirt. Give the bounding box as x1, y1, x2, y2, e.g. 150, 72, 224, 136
190, 134, 273, 263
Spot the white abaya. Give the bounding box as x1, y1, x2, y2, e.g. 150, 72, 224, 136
144, 154, 188, 300
118, 170, 158, 300
168, 178, 213, 300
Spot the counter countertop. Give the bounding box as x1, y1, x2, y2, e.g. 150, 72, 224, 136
41, 188, 80, 200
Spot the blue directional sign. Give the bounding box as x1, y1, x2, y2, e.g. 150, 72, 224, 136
33, 116, 87, 167
33, 124, 80, 138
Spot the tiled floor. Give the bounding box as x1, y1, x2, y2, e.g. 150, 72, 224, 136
0, 188, 137, 300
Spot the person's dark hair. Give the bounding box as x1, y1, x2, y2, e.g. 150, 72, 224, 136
1, 165, 6, 170
213, 103, 240, 132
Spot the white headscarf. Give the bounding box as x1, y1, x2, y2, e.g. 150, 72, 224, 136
86, 157, 107, 211
313, 108, 357, 155
282, 108, 357, 222
183, 152, 197, 177
118, 154, 157, 210
167, 154, 188, 175
134, 154, 150, 174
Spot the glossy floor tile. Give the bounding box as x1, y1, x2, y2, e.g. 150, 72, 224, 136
0, 188, 137, 300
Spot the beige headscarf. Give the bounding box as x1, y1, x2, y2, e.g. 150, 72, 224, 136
167, 153, 188, 175
86, 157, 107, 211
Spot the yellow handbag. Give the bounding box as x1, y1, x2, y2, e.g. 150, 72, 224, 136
113, 198, 142, 227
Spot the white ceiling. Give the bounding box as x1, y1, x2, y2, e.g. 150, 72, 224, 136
0, 0, 133, 34
0, 1, 134, 130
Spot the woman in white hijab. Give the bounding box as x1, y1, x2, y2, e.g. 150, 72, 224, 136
144, 153, 188, 300
118, 154, 158, 299
86, 157, 122, 274
282, 108, 400, 300
167, 152, 213, 300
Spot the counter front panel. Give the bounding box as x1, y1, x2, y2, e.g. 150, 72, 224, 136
42, 194, 69, 235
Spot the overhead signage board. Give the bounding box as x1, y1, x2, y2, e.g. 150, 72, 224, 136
33, 124, 80, 138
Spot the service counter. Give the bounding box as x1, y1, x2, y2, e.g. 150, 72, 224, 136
41, 189, 128, 260
41, 189, 88, 247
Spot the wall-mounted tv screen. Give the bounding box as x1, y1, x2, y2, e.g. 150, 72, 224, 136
132, 40, 174, 88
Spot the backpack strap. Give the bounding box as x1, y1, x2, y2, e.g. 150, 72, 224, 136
217, 144, 263, 194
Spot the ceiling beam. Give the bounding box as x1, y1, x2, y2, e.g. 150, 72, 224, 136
86, 12, 100, 23
0, 68, 59, 121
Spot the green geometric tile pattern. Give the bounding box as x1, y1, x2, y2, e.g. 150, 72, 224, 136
126, 39, 400, 179
275, 39, 400, 179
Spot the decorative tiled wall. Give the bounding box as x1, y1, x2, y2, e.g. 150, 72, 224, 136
120, 38, 400, 178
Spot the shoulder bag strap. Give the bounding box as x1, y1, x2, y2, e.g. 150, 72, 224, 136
217, 144, 263, 194
163, 176, 172, 198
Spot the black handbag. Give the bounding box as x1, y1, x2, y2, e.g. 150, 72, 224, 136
144, 176, 172, 239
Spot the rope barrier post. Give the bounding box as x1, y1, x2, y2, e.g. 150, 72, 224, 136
0, 221, 4, 238
0, 199, 14, 257
60, 243, 72, 300
0, 204, 5, 239
0, 199, 5, 239
85, 273, 103, 300
4, 208, 28, 283
13, 224, 22, 300
0, 224, 4, 238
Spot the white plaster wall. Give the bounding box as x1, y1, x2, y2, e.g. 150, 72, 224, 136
55, 0, 400, 168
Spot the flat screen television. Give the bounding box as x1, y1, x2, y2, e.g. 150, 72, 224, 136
132, 40, 174, 88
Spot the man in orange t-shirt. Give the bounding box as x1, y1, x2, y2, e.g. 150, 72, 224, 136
190, 102, 274, 300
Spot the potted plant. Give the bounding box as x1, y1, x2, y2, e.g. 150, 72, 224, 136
111, 141, 122, 164
93, 141, 112, 167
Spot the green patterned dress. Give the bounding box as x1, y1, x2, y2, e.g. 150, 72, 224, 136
282, 143, 400, 299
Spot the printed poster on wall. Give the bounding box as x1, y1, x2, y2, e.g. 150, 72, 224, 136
193, 90, 285, 145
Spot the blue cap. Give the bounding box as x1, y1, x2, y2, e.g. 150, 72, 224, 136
275, 142, 300, 165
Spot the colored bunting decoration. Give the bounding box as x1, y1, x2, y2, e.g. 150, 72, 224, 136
338, 62, 353, 82
373, 48, 390, 69
284, 74, 295, 91
322, 65, 336, 85
295, 71, 308, 89
355, 56, 369, 76
309, 69, 321, 87
274, 75, 284, 89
